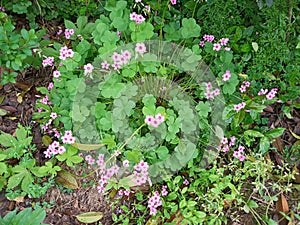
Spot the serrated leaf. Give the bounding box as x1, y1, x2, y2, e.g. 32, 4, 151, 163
55, 170, 79, 189
76, 211, 103, 224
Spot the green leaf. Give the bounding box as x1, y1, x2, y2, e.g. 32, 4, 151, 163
101, 134, 116, 149
180, 18, 201, 39
252, 42, 259, 52
77, 16, 87, 30
0, 133, 16, 147
76, 40, 91, 53
130, 22, 154, 42
16, 125, 27, 141
76, 212, 103, 224
244, 130, 264, 138
156, 146, 169, 160
259, 136, 270, 155
265, 128, 285, 138
65, 19, 77, 30
196, 101, 211, 117
222, 73, 239, 95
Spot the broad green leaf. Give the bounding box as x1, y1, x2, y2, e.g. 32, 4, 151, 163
72, 143, 105, 151
196, 101, 211, 117
180, 18, 201, 39
259, 136, 270, 155
244, 130, 264, 138
76, 212, 103, 224
77, 16, 87, 30
0, 132, 16, 147
265, 128, 285, 138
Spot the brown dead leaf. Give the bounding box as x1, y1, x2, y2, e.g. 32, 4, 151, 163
55, 170, 79, 189
272, 137, 284, 152
276, 193, 289, 225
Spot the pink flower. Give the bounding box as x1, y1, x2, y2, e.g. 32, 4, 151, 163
50, 112, 57, 119
258, 88, 268, 96
213, 43, 221, 51
130, 12, 137, 21
121, 50, 132, 60
101, 61, 110, 69
58, 146, 66, 154
135, 43, 147, 55
124, 190, 131, 196
219, 38, 229, 46
205, 91, 214, 99
239, 155, 246, 161
224, 47, 231, 51
123, 160, 129, 167
199, 41, 205, 47
183, 179, 189, 185
53, 70, 61, 78
117, 31, 121, 36
233, 102, 246, 112
222, 70, 231, 82
84, 63, 94, 76
48, 82, 54, 90
240, 85, 246, 93
170, 0, 176, 5
221, 137, 228, 145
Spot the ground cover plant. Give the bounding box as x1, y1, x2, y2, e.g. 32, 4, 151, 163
0, 0, 300, 224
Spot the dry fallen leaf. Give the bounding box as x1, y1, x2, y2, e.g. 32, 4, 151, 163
76, 211, 103, 224
276, 193, 289, 225
55, 170, 79, 189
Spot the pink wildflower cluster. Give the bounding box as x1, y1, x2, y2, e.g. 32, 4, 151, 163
161, 185, 168, 196
42, 56, 54, 67
204, 82, 220, 99
222, 70, 231, 82
233, 145, 246, 161
44, 141, 66, 158
59, 46, 74, 60
43, 131, 73, 158
258, 88, 278, 100
117, 189, 131, 197
133, 160, 149, 185
130, 12, 145, 24
57, 28, 75, 39
145, 113, 165, 128
233, 102, 246, 112
218, 136, 246, 162
148, 191, 163, 216
61, 130, 75, 144
239, 80, 251, 93
39, 95, 52, 106
199, 35, 230, 51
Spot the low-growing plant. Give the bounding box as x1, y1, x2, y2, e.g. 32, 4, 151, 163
0, 206, 48, 225
0, 124, 55, 199
0, 10, 39, 85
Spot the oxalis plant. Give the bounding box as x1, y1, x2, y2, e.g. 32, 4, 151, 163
31, 1, 297, 224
